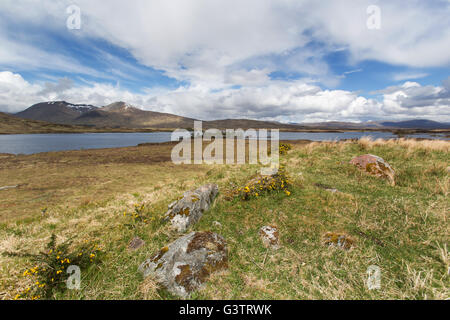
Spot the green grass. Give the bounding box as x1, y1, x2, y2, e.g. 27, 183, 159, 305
0, 139, 448, 300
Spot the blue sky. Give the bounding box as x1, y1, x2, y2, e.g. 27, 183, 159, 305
0, 0, 449, 122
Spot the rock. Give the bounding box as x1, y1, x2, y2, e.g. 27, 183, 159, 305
138, 231, 228, 298
164, 184, 219, 232
128, 236, 145, 251
350, 154, 395, 185
259, 225, 280, 250
0, 185, 18, 191
323, 232, 354, 250
314, 183, 339, 193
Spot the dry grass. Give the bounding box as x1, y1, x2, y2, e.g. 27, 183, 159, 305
357, 137, 450, 152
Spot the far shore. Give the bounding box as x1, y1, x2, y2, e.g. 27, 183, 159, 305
1, 127, 449, 135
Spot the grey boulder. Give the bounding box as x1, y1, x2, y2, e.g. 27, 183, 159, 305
138, 231, 228, 298
164, 184, 219, 232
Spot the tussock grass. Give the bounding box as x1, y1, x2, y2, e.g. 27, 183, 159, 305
0, 139, 448, 300
358, 136, 450, 152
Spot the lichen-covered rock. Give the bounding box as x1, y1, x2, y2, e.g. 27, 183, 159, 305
350, 154, 395, 185
138, 231, 228, 298
164, 184, 219, 232
323, 232, 354, 250
259, 225, 280, 250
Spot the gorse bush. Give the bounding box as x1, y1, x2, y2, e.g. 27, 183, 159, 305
14, 234, 103, 300
123, 203, 157, 228
279, 143, 292, 155
231, 165, 292, 200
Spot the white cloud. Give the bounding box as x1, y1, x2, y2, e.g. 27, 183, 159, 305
309, 1, 450, 67
392, 72, 429, 82
79, 0, 450, 81
1, 71, 448, 123
377, 79, 450, 120
0, 71, 42, 112
1, 0, 448, 87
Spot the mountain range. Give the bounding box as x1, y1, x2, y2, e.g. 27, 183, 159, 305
4, 101, 450, 132
16, 101, 196, 129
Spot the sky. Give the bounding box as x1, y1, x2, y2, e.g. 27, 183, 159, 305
0, 0, 449, 123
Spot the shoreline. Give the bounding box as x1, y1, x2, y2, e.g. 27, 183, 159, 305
1, 128, 449, 135
1, 135, 449, 157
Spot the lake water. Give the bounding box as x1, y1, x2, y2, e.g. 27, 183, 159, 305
0, 131, 447, 155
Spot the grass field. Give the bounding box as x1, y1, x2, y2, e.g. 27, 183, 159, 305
0, 138, 448, 300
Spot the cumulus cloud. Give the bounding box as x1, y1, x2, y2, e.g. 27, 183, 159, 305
308, 0, 450, 68
0, 71, 42, 112
0, 71, 133, 112
378, 78, 450, 120
145, 82, 383, 122
1, 71, 448, 123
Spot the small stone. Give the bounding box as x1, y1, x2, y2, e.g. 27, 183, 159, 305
128, 236, 145, 250
0, 185, 18, 191
164, 184, 219, 232
323, 232, 354, 250
314, 183, 339, 193
350, 154, 395, 185
138, 231, 228, 298
286, 237, 295, 245
259, 225, 280, 250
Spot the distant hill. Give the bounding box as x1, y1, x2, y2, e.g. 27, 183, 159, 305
0, 111, 99, 134
73, 102, 196, 129
296, 120, 449, 130
15, 101, 97, 124
203, 119, 302, 130
300, 121, 383, 129
380, 119, 450, 129
16, 101, 196, 129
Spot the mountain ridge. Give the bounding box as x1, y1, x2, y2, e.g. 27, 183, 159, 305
11, 101, 450, 130
16, 101, 196, 129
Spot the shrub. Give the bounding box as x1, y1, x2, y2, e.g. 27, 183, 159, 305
230, 165, 292, 200
123, 203, 157, 227
279, 143, 292, 155
13, 234, 103, 300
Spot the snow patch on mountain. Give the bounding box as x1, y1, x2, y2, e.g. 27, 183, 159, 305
46, 101, 98, 112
